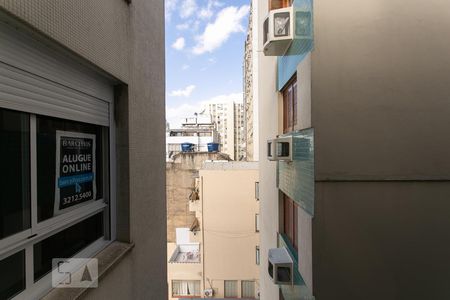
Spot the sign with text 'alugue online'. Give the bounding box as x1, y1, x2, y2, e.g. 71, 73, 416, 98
54, 131, 96, 215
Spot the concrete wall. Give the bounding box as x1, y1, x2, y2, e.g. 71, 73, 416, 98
312, 0, 450, 180
201, 162, 260, 298
314, 182, 450, 300
311, 1, 450, 299
0, 0, 129, 81
166, 152, 231, 242
0, 1, 167, 299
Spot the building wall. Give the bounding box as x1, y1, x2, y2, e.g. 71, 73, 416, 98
167, 243, 203, 300
201, 162, 260, 298
0, 0, 129, 81
166, 152, 231, 242
254, 0, 282, 298
0, 1, 167, 299
311, 0, 450, 299
208, 102, 245, 160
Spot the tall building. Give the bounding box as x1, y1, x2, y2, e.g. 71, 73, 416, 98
207, 101, 246, 161
243, 4, 260, 162
0, 2, 166, 299
253, 0, 450, 299
168, 161, 260, 299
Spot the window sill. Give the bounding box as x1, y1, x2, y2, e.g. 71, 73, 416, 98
40, 241, 134, 300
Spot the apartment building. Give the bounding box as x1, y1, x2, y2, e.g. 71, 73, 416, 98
254, 0, 450, 299
166, 152, 231, 243
168, 161, 260, 299
0, 1, 166, 299
243, 5, 260, 162
207, 101, 245, 161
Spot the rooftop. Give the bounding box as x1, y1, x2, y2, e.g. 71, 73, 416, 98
168, 243, 201, 264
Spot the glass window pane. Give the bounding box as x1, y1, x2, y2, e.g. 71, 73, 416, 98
0, 108, 30, 239
33, 212, 104, 281
0, 250, 25, 299
37, 116, 106, 222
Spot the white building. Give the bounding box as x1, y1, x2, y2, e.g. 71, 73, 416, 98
166, 114, 219, 160
207, 101, 246, 161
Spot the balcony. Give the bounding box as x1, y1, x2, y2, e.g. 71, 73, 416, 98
168, 243, 201, 264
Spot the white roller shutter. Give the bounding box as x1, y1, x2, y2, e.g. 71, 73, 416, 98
0, 15, 112, 126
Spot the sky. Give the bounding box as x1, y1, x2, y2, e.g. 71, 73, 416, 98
165, 0, 250, 128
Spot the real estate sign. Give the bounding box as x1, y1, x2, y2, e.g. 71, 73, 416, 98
54, 131, 96, 214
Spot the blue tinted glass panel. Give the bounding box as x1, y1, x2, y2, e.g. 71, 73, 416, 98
277, 128, 314, 216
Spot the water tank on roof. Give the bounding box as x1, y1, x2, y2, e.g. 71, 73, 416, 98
207, 143, 219, 152
181, 143, 195, 152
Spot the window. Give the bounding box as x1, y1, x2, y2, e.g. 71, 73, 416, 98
269, 0, 292, 11
0, 108, 110, 298
242, 281, 256, 298
255, 214, 260, 232
283, 194, 298, 250
0, 250, 25, 299
224, 280, 238, 298
172, 280, 201, 297
256, 246, 260, 265
282, 76, 298, 133
255, 182, 260, 200
0, 109, 30, 240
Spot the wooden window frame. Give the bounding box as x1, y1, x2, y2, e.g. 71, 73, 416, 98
282, 76, 298, 134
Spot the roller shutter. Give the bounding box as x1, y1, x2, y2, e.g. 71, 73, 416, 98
0, 15, 112, 126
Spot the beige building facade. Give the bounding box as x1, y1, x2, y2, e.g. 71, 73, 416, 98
168, 161, 260, 299
0, 1, 166, 299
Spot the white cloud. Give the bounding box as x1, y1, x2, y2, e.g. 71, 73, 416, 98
180, 0, 197, 19
176, 23, 190, 30
166, 92, 242, 128
169, 85, 196, 97
172, 37, 186, 50
182, 64, 190, 70
165, 0, 178, 20
192, 5, 250, 55
198, 0, 223, 20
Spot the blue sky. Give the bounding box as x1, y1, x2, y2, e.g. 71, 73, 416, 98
165, 0, 250, 128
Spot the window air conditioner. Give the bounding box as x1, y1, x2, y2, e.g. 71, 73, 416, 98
275, 136, 293, 161
204, 288, 214, 297
268, 247, 294, 285
263, 7, 294, 56
267, 137, 293, 162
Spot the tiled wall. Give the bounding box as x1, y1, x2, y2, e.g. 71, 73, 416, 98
0, 0, 130, 81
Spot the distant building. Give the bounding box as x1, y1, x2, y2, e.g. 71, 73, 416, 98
243, 4, 259, 161
207, 102, 246, 161
166, 114, 219, 160
168, 161, 260, 299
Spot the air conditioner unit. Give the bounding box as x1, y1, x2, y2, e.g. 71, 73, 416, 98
263, 7, 294, 56
275, 136, 293, 161
267, 137, 293, 161
268, 247, 294, 285
204, 288, 214, 297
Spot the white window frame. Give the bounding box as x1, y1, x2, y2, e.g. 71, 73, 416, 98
0, 106, 116, 300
